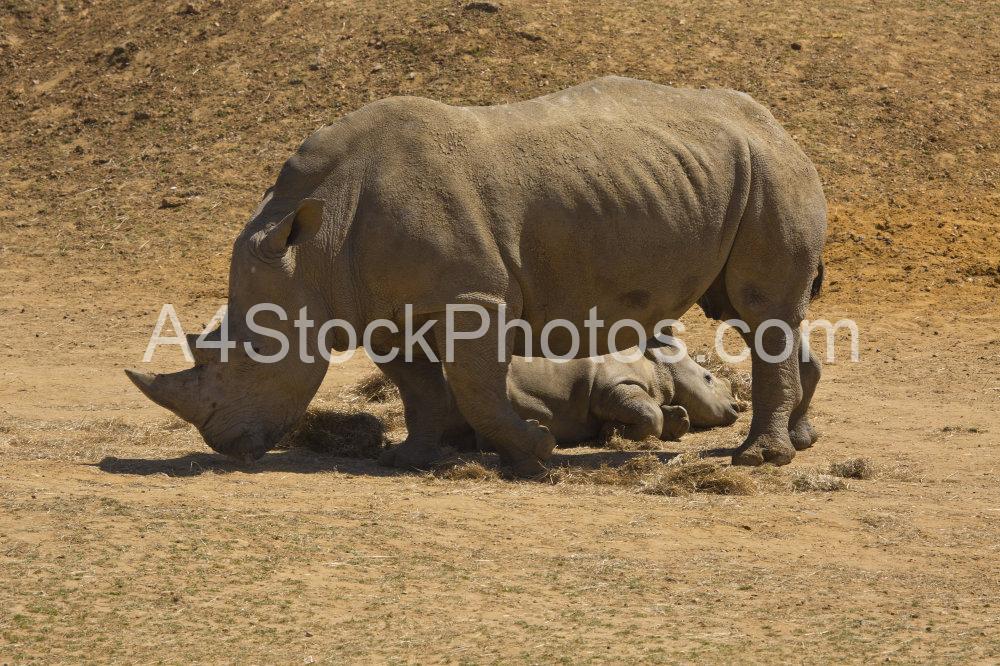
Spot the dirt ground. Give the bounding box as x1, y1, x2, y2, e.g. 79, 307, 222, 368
1, 0, 999, 662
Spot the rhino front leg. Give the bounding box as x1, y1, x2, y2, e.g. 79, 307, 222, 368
593, 383, 668, 442
377, 356, 468, 470
438, 309, 556, 478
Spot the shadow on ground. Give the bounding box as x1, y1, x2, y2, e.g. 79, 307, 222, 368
94, 405, 738, 478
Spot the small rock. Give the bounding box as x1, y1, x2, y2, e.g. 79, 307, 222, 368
288, 77, 304, 85
308, 62, 321, 71
160, 196, 187, 209
178, 2, 200, 15
107, 43, 137, 68
514, 28, 543, 42
790, 41, 802, 50
133, 110, 151, 121
405, 71, 417, 80
464, 1, 500, 12
370, 63, 384, 73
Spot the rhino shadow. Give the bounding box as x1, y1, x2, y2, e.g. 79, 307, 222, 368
95, 406, 736, 478
95, 444, 737, 479
95, 448, 406, 478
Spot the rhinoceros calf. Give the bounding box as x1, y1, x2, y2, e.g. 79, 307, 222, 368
126, 76, 826, 476
501, 345, 743, 446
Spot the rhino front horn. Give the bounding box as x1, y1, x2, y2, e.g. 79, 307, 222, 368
124, 367, 207, 426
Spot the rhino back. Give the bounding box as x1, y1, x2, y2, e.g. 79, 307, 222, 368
329, 78, 819, 342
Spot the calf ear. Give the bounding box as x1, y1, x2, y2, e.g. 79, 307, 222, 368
258, 198, 324, 258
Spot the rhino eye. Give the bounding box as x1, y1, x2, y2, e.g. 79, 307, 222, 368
704, 374, 713, 383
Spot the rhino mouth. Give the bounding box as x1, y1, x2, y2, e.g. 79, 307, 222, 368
202, 428, 273, 463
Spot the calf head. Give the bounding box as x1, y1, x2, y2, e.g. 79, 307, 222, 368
647, 343, 743, 428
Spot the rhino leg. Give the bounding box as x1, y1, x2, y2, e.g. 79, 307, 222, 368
728, 325, 802, 466
593, 383, 665, 442
377, 356, 468, 470
720, 186, 824, 467
789, 350, 821, 450
438, 309, 556, 478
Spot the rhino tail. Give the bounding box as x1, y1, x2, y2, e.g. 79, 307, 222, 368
809, 259, 824, 301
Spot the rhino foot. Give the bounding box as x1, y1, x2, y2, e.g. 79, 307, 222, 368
378, 439, 444, 470
732, 432, 796, 467
789, 420, 819, 451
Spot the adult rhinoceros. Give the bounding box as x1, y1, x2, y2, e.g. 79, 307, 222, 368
126, 76, 826, 476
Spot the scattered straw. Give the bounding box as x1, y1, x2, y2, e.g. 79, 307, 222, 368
436, 461, 500, 481
790, 472, 846, 492
349, 371, 400, 403
641, 455, 757, 496
284, 408, 388, 458
829, 457, 876, 480
602, 429, 662, 451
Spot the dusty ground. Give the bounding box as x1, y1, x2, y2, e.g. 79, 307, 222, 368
1, 0, 999, 662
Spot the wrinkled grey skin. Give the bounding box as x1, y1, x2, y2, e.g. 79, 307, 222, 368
126, 76, 826, 475
502, 345, 744, 445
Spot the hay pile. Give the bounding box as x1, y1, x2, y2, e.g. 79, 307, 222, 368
548, 454, 759, 496
284, 409, 389, 458
828, 457, 876, 480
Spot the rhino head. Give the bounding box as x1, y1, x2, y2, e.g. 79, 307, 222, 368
668, 352, 744, 428
646, 341, 744, 428
126, 197, 335, 462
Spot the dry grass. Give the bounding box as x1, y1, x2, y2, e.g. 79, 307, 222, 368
435, 460, 501, 481
348, 371, 400, 404
641, 455, 758, 496
791, 472, 848, 492
601, 429, 663, 451
547, 453, 665, 486
0, 415, 201, 462
546, 453, 766, 497
829, 457, 877, 480
283, 408, 389, 458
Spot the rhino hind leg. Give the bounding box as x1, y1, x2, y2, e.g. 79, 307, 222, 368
593, 383, 666, 442
376, 356, 464, 470
438, 309, 556, 478
789, 350, 821, 450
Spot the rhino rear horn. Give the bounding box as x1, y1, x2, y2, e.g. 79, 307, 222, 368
124, 367, 208, 426
186, 331, 220, 365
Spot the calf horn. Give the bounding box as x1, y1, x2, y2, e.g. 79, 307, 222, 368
124, 367, 209, 426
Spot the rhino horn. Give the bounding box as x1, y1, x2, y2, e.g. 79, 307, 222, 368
124, 367, 208, 426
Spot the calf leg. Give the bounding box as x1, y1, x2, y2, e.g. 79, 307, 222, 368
593, 383, 666, 442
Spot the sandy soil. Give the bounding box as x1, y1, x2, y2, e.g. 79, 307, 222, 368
1, 0, 999, 662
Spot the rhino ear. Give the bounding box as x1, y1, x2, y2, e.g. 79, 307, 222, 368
258, 198, 324, 258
